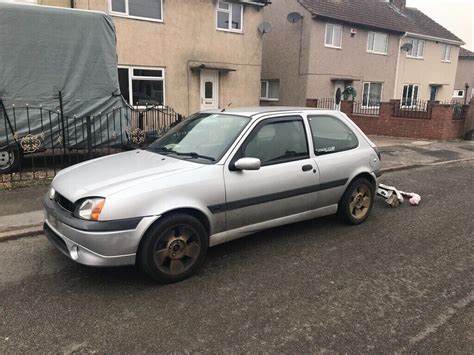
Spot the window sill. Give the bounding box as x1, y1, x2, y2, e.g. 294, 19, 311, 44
367, 51, 388, 56
441, 60, 452, 63
217, 28, 243, 34
110, 13, 164, 23
406, 56, 424, 60
260, 98, 279, 102
324, 44, 342, 50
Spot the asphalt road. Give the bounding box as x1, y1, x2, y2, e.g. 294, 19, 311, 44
1, 161, 473, 353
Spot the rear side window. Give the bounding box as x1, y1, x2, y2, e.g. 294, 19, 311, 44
241, 118, 309, 166
308, 115, 358, 155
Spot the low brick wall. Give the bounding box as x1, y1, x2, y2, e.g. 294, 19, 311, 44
306, 99, 469, 140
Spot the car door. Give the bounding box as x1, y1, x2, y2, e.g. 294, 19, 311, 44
307, 113, 364, 207
223, 115, 320, 231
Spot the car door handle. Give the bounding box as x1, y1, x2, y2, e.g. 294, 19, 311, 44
302, 164, 313, 172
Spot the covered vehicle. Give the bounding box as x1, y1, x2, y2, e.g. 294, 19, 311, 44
0, 2, 128, 173
43, 107, 382, 283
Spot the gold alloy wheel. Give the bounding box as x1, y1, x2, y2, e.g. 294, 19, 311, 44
349, 184, 372, 220
153, 224, 201, 276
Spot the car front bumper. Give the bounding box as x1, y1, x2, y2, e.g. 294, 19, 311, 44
42, 196, 159, 267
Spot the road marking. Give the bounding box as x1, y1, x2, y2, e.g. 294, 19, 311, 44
399, 291, 473, 351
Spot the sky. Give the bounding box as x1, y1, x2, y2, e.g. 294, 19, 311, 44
407, 0, 473, 50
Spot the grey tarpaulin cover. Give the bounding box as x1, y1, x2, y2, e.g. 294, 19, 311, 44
0, 2, 128, 148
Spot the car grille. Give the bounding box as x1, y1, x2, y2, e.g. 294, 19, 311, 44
55, 193, 75, 213
44, 223, 69, 257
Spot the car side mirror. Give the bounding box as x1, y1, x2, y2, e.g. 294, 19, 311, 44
234, 157, 261, 171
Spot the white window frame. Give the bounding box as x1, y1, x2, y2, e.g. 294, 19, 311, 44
216, 1, 244, 33
367, 32, 388, 55
362, 82, 384, 108
260, 80, 279, 101
325, 23, 343, 49
109, 0, 163, 23
407, 39, 425, 59
401, 84, 420, 107
442, 44, 452, 62
453, 90, 465, 98
118, 65, 166, 108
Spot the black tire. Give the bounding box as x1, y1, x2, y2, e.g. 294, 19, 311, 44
338, 177, 375, 225
0, 147, 21, 174
138, 213, 208, 283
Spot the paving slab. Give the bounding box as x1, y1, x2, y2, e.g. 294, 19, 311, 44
0, 186, 46, 217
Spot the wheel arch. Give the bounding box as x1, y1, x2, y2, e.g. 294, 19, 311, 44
137, 207, 212, 252
349, 171, 377, 190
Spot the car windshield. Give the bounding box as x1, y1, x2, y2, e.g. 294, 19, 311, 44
147, 113, 251, 163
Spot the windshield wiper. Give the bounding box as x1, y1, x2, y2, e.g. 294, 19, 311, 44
149, 147, 215, 162
173, 151, 216, 162
148, 146, 173, 155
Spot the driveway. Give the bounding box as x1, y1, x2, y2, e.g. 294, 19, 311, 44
0, 161, 473, 353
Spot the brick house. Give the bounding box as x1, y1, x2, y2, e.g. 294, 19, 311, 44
261, 0, 465, 107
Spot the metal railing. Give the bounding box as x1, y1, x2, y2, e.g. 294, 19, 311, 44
315, 98, 337, 109
352, 101, 380, 116
393, 100, 433, 119
0, 101, 183, 184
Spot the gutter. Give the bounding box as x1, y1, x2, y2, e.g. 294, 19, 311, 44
405, 32, 465, 46
239, 0, 271, 7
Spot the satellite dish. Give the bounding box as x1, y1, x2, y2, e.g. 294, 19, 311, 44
287, 12, 303, 24
401, 42, 413, 52
258, 22, 273, 34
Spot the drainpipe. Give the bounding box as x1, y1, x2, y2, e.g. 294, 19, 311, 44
393, 33, 406, 100
70, 0, 74, 8
465, 83, 470, 105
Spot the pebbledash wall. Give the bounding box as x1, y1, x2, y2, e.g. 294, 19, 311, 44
307, 99, 470, 140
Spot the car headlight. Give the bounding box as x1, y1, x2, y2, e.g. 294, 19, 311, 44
76, 198, 105, 221
48, 187, 56, 200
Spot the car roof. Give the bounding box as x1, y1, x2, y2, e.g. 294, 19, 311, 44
203, 106, 330, 118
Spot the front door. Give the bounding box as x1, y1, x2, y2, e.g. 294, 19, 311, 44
224, 116, 320, 231
430, 85, 438, 101
200, 70, 219, 111
334, 81, 345, 110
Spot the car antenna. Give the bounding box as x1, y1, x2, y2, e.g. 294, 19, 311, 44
221, 102, 232, 112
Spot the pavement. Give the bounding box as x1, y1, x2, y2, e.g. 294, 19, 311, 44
0, 161, 473, 353
0, 137, 473, 240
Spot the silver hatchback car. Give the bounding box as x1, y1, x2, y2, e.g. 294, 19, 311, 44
43, 107, 381, 283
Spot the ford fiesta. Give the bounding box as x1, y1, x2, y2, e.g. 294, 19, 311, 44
43, 107, 381, 283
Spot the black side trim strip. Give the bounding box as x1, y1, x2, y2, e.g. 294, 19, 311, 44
208, 178, 348, 214
42, 195, 142, 232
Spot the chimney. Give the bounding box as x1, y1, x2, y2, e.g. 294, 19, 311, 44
390, 0, 406, 11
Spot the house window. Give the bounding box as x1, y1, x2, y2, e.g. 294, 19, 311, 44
362, 82, 383, 107
367, 32, 388, 54
260, 80, 279, 101
442, 44, 452, 62
402, 84, 419, 107
110, 0, 163, 21
407, 39, 425, 58
217, 1, 243, 32
325, 24, 342, 48
453, 90, 465, 98
118, 67, 165, 106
